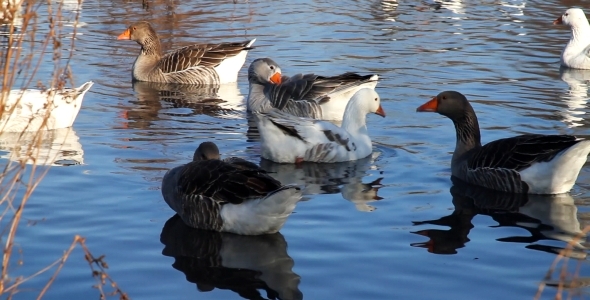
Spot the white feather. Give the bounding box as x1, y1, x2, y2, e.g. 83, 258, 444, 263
520, 139, 590, 194
214, 38, 256, 84
1, 81, 93, 132
220, 185, 302, 235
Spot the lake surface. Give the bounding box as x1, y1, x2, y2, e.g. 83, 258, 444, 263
5, 0, 590, 299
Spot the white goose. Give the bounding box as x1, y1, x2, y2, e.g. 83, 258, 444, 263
254, 88, 385, 163
416, 91, 590, 194
554, 8, 590, 69
161, 142, 302, 235
247, 58, 379, 120
1, 81, 93, 132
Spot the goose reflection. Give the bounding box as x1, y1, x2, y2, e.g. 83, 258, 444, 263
160, 215, 303, 300
259, 154, 383, 211
0, 127, 84, 166
411, 180, 586, 258
126, 81, 245, 129
558, 67, 590, 128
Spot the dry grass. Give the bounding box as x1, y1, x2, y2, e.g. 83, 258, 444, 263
535, 225, 590, 300
0, 0, 127, 298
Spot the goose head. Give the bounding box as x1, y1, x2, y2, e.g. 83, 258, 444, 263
554, 8, 589, 28
348, 88, 386, 117
248, 58, 283, 85
416, 91, 473, 120
193, 142, 221, 161
117, 21, 158, 46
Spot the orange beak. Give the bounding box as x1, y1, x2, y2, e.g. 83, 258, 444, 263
553, 16, 563, 25
269, 72, 282, 84
416, 96, 438, 112
117, 29, 131, 40
375, 105, 386, 117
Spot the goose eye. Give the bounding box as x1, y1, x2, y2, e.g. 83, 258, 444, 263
132, 26, 137, 30
565, 13, 569, 16
270, 65, 275, 70
442, 96, 446, 100
374, 98, 378, 101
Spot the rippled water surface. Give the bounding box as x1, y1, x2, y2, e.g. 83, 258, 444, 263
6, 0, 590, 299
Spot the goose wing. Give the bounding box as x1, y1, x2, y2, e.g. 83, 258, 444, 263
157, 41, 254, 75
467, 134, 579, 171
177, 160, 282, 205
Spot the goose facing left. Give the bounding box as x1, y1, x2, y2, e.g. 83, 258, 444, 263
416, 91, 590, 194
553, 8, 590, 69
1, 81, 93, 132
161, 142, 302, 235
117, 21, 256, 85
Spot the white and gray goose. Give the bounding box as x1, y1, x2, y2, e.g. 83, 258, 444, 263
247, 57, 379, 120
554, 8, 590, 69
161, 142, 302, 235
417, 91, 590, 194
117, 21, 255, 84
254, 88, 385, 163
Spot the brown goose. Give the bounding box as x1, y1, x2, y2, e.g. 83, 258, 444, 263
117, 21, 256, 85
416, 91, 590, 194
161, 142, 302, 235
247, 58, 379, 120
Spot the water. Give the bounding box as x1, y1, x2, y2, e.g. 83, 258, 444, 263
4, 0, 590, 299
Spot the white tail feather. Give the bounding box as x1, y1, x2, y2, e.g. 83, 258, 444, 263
220, 185, 302, 235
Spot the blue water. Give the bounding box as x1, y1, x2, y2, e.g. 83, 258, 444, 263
3, 0, 590, 299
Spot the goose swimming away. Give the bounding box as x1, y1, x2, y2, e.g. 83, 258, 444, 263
247, 58, 379, 120
1, 81, 93, 132
117, 21, 255, 85
554, 8, 590, 69
416, 91, 590, 194
254, 88, 385, 163
161, 142, 302, 235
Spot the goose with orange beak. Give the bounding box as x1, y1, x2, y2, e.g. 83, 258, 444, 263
417, 91, 590, 194
254, 88, 385, 164
553, 8, 590, 69
247, 58, 380, 121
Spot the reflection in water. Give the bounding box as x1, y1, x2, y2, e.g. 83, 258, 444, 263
411, 181, 586, 258
126, 81, 245, 129
0, 127, 84, 166
160, 215, 303, 300
259, 153, 383, 211
559, 67, 590, 128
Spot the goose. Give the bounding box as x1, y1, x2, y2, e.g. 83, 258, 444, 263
254, 88, 385, 163
117, 21, 255, 85
247, 57, 379, 120
553, 8, 590, 69
416, 91, 590, 194
1, 81, 93, 132
161, 142, 302, 235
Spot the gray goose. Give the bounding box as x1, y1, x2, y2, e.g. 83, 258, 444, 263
117, 21, 255, 85
247, 57, 379, 120
161, 142, 302, 235
416, 91, 590, 194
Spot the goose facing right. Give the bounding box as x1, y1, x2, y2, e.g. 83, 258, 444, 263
416, 91, 590, 194
554, 8, 590, 69
247, 57, 379, 120
161, 142, 302, 235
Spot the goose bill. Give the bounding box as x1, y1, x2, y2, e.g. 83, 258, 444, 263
117, 29, 131, 40
553, 16, 563, 25
375, 105, 386, 117
416, 97, 438, 112
269, 72, 282, 84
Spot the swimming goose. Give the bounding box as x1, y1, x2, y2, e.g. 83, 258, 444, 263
554, 8, 590, 69
117, 21, 255, 84
1, 81, 93, 132
254, 88, 385, 163
161, 142, 302, 235
416, 91, 590, 194
247, 58, 379, 120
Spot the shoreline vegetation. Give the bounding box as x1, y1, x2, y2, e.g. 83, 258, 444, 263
0, 0, 126, 298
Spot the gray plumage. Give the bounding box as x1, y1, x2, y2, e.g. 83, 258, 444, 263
247, 57, 379, 120
118, 21, 255, 85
